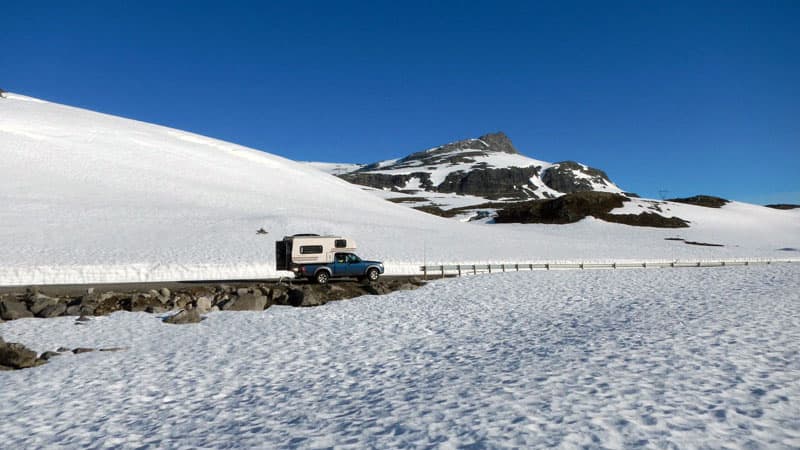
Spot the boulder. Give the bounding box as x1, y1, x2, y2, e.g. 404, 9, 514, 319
38, 302, 67, 318
271, 285, 290, 305
1, 298, 34, 320
227, 293, 269, 311
163, 308, 203, 325
29, 294, 59, 316
288, 287, 326, 307
40, 351, 61, 361
0, 341, 40, 369
195, 296, 213, 314
72, 348, 94, 354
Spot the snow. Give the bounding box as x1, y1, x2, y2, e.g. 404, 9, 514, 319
1, 93, 799, 285
2, 264, 799, 448
303, 161, 364, 176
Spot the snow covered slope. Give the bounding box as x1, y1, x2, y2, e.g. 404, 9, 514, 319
0, 93, 798, 284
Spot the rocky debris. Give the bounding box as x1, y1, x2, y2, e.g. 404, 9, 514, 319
667, 195, 729, 208
0, 279, 425, 323
495, 191, 690, 228
72, 348, 94, 354
765, 204, 800, 210
541, 161, 616, 193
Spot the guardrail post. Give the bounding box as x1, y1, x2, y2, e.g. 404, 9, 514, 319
529, 263, 533, 270
580, 263, 584, 269
515, 264, 519, 271
612, 262, 616, 269
502, 264, 505, 272
423, 266, 427, 280
721, 261, 726, 267
545, 263, 550, 270
488, 265, 492, 273
643, 262, 647, 268
440, 265, 445, 279
696, 262, 701, 267
745, 261, 748, 266
457, 265, 461, 277
472, 264, 476, 275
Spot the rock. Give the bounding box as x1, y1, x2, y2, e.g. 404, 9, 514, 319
666, 195, 729, 208
236, 288, 250, 297
72, 348, 94, 354
159, 288, 171, 299
288, 287, 326, 307
163, 309, 203, 324
29, 294, 59, 316
174, 294, 192, 309
195, 296, 213, 314
227, 293, 269, 311
542, 161, 616, 193
271, 285, 290, 305
56, 347, 70, 352
38, 302, 67, 318
40, 351, 61, 361
0, 298, 33, 320
0, 341, 39, 369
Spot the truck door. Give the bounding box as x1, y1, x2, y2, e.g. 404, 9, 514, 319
345, 254, 364, 276
333, 253, 349, 276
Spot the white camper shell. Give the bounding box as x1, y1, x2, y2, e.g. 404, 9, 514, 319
275, 234, 357, 269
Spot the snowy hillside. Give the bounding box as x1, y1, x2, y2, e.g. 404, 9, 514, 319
1, 93, 798, 284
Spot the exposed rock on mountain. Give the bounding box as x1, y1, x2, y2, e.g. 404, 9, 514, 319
667, 195, 729, 208
334, 132, 622, 219
542, 161, 616, 193
495, 191, 689, 228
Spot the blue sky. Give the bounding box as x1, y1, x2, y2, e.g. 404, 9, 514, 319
3, 1, 798, 204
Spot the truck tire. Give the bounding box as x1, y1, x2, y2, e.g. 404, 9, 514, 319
366, 268, 380, 282
315, 271, 330, 285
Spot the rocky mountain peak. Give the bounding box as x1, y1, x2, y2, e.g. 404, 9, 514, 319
477, 131, 518, 154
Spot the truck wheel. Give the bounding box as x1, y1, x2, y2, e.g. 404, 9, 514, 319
315, 271, 330, 285
366, 268, 380, 282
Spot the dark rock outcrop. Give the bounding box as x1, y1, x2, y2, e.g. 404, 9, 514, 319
495, 191, 689, 228
541, 161, 615, 193
339, 172, 433, 191
667, 195, 729, 208
765, 204, 800, 210
437, 166, 541, 199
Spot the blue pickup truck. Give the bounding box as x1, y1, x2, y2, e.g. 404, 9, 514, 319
275, 235, 384, 284
296, 252, 385, 284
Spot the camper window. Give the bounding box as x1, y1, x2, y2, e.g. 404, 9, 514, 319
335, 239, 347, 248
299, 245, 323, 254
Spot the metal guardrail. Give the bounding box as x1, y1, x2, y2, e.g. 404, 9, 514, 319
419, 259, 797, 280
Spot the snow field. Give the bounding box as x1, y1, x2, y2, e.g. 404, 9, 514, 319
2, 264, 799, 449
1, 93, 799, 285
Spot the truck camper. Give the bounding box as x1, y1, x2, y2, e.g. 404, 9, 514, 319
275, 234, 384, 284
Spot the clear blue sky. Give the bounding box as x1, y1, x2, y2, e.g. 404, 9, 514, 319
3, 1, 798, 204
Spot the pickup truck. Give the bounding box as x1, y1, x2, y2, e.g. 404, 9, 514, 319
296, 252, 384, 284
